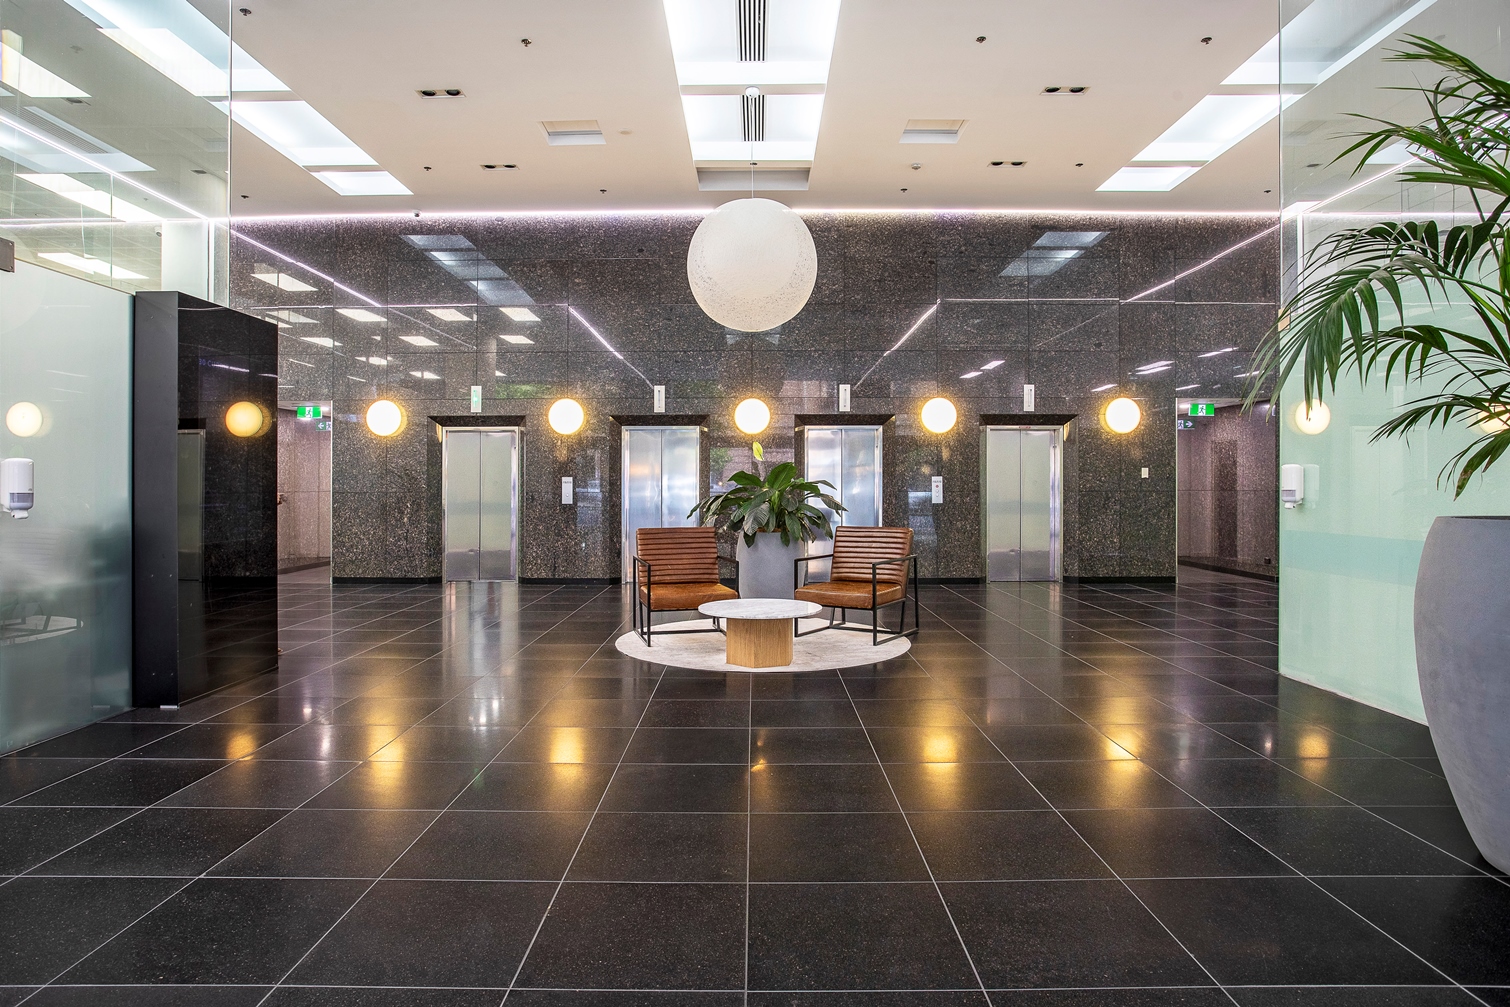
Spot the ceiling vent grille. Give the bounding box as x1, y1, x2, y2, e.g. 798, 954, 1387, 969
540, 120, 606, 146
16, 106, 110, 154
738, 0, 767, 61
900, 119, 966, 144
741, 93, 765, 142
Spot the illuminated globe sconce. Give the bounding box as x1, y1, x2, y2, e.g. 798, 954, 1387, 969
5, 401, 43, 438
920, 397, 958, 434
548, 398, 585, 435
365, 399, 404, 437
733, 397, 771, 435
1102, 397, 1142, 435
1293, 401, 1331, 436
224, 401, 268, 438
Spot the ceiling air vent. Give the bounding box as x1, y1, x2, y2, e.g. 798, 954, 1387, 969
697, 168, 809, 191
541, 120, 606, 146
900, 119, 966, 144
738, 0, 767, 61
418, 88, 464, 98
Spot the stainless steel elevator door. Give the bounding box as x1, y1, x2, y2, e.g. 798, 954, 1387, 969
803, 426, 882, 580
621, 426, 701, 582
984, 427, 1062, 582
443, 429, 519, 581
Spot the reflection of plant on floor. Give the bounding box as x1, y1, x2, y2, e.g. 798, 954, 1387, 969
690, 441, 845, 546
1247, 38, 1510, 496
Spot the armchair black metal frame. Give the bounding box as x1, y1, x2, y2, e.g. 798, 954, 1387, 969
631, 553, 739, 647
792, 553, 920, 646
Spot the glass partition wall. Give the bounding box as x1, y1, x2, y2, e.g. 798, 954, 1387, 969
1277, 0, 1510, 719
0, 0, 232, 298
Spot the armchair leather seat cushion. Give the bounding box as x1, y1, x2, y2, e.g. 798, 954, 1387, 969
794, 579, 904, 608
639, 581, 737, 611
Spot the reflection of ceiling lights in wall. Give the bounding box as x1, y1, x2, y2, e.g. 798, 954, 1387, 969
960, 370, 982, 379
357, 356, 388, 365
981, 360, 1004, 370
1, 30, 89, 97
1135, 360, 1173, 374
17, 173, 160, 221
1176, 383, 1201, 391
1198, 346, 1239, 358
1099, 0, 1439, 192
300, 336, 338, 347
501, 307, 539, 321
253, 266, 316, 291
426, 308, 472, 321
1091, 383, 1117, 392
37, 250, 144, 279
499, 334, 534, 345
663, 0, 841, 173
337, 307, 385, 322
408, 370, 441, 380
265, 309, 318, 324
1000, 231, 1107, 276
399, 334, 438, 346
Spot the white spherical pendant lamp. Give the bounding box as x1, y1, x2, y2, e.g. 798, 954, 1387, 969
687, 197, 817, 332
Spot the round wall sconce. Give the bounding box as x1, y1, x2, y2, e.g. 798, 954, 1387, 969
733, 397, 771, 435
1103, 397, 1142, 434
5, 401, 42, 438
548, 397, 586, 435
920, 397, 957, 434
1294, 400, 1331, 435
366, 399, 404, 437
224, 401, 268, 438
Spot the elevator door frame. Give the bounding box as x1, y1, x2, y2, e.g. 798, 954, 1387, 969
620, 425, 702, 583
441, 426, 521, 582
982, 425, 1064, 582
802, 425, 884, 527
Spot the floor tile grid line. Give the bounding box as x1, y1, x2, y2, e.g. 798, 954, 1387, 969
273, 582, 441, 637
1073, 582, 1280, 641
930, 585, 1498, 880
743, 666, 753, 1007
1008, 584, 1459, 786
250, 586, 621, 1007
496, 650, 674, 1006
907, 593, 1252, 1005
834, 672, 1003, 1007
929, 585, 1496, 998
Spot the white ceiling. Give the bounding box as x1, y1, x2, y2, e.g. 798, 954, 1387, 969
227, 0, 1281, 216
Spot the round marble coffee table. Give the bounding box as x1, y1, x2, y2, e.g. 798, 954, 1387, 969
698, 599, 823, 669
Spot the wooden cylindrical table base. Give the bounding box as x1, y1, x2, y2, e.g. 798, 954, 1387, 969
725, 617, 793, 669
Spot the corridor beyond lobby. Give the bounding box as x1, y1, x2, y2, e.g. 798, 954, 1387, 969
2, 578, 1505, 1005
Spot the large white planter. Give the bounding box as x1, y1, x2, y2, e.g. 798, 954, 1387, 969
736, 532, 807, 599
1414, 515, 1510, 871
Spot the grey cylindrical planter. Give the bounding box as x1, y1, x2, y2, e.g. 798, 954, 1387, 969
736, 532, 806, 599
1415, 515, 1510, 872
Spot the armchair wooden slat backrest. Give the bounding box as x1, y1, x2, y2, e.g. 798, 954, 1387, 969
829, 526, 913, 584
635, 527, 721, 583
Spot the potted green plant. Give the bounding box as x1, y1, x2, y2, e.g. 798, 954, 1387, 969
689, 441, 845, 598
1248, 38, 1510, 869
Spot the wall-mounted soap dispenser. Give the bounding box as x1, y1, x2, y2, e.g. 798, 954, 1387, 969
1281, 463, 1304, 508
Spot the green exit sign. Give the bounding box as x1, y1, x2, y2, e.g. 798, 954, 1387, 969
315, 419, 332, 432
1188, 402, 1216, 417
296, 405, 323, 419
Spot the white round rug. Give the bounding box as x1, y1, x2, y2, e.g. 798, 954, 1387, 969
615, 618, 911, 672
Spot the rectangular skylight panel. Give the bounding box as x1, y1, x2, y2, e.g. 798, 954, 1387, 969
312, 170, 411, 196
499, 334, 534, 345
663, 0, 839, 84
1, 32, 90, 97
17, 172, 160, 221
427, 308, 472, 321
1132, 94, 1285, 163
399, 334, 438, 346
765, 0, 842, 63
500, 307, 539, 321
1097, 166, 1199, 191
100, 26, 225, 95
337, 308, 385, 322
232, 101, 377, 166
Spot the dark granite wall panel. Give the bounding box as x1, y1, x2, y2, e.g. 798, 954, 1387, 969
230, 212, 1278, 581
1177, 403, 1280, 575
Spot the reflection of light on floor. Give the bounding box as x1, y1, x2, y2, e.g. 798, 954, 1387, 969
1297, 730, 1331, 759
549, 728, 586, 764
921, 762, 961, 805
1100, 727, 1139, 757
370, 758, 406, 791
226, 730, 262, 760
923, 733, 957, 763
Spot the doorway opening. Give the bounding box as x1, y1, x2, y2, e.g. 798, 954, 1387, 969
982, 425, 1063, 582
442, 427, 520, 582
621, 426, 701, 582
277, 402, 332, 581
1175, 399, 1278, 581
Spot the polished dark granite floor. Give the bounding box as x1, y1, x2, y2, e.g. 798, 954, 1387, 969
2, 576, 1508, 1006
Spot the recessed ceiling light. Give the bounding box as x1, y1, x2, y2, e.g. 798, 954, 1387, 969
337, 308, 385, 322
417, 88, 463, 98
1042, 86, 1089, 95
1097, 166, 1199, 191
399, 334, 438, 346
481, 164, 519, 171
500, 334, 534, 345
427, 308, 472, 321
500, 307, 539, 321
230, 100, 377, 166
311, 170, 412, 196
1132, 94, 1288, 163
